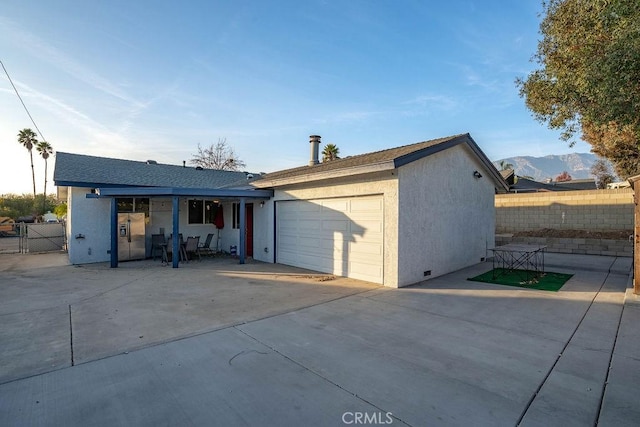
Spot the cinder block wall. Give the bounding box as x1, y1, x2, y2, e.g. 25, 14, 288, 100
495, 189, 634, 233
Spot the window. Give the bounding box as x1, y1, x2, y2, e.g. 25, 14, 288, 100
204, 200, 217, 224
232, 203, 241, 229
188, 199, 204, 224
117, 197, 149, 217
117, 198, 133, 213
189, 199, 220, 224
135, 198, 149, 217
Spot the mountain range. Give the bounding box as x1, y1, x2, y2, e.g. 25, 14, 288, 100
492, 153, 617, 182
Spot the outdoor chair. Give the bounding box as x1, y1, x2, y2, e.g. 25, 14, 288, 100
151, 234, 166, 261
198, 233, 215, 256
165, 236, 188, 262
165, 236, 173, 262
170, 233, 184, 244
185, 236, 201, 261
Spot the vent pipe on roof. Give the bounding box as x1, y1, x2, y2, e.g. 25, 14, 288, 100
309, 135, 321, 166
183, 161, 186, 168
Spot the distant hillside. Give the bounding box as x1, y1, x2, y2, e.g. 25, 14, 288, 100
493, 153, 617, 181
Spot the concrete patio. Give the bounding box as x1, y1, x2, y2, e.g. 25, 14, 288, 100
0, 252, 637, 426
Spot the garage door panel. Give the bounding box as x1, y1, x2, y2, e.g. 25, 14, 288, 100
321, 200, 349, 212
322, 220, 348, 231
348, 241, 382, 256
276, 196, 383, 284
299, 220, 322, 232
350, 198, 383, 212
355, 220, 384, 234
295, 202, 322, 213
277, 235, 299, 246
297, 254, 335, 271
348, 261, 383, 283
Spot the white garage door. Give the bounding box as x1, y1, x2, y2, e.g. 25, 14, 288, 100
276, 195, 384, 284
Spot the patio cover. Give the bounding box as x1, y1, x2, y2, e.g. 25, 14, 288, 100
91, 186, 273, 268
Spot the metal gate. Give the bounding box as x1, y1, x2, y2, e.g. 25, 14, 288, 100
0, 223, 67, 254
25, 223, 66, 253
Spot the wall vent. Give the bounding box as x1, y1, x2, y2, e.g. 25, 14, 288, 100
423, 270, 431, 277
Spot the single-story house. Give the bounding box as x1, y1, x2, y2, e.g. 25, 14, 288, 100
54, 133, 507, 287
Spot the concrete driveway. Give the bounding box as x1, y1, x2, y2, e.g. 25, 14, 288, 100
0, 252, 638, 426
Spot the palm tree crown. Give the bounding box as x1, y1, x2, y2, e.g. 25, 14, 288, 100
17, 128, 38, 200
36, 140, 53, 160
322, 143, 340, 162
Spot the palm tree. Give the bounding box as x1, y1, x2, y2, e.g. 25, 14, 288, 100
17, 128, 38, 200
36, 141, 53, 214
322, 144, 340, 162
498, 160, 514, 171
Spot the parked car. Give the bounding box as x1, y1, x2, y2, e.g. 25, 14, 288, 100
0, 217, 16, 237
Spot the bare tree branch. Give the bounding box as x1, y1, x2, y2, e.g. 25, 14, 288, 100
189, 138, 246, 171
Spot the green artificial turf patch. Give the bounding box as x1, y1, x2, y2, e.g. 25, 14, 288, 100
468, 268, 573, 292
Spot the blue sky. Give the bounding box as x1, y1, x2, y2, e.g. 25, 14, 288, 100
0, 0, 592, 195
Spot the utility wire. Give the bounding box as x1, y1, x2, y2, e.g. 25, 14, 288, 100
1, 59, 48, 142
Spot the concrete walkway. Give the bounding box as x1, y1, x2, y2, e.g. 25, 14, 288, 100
0, 252, 636, 426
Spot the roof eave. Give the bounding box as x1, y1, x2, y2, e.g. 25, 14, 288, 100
94, 187, 273, 198
252, 161, 397, 188
628, 174, 640, 188
462, 135, 510, 193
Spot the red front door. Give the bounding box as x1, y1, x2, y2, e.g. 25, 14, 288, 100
245, 204, 253, 257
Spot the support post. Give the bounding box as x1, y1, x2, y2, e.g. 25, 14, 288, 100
172, 196, 180, 268
110, 198, 118, 268
239, 198, 246, 264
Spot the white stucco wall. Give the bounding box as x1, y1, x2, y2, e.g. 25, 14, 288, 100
270, 172, 400, 286
397, 144, 496, 286
252, 200, 274, 263
67, 187, 111, 264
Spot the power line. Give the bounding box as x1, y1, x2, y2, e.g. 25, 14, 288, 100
1, 59, 48, 142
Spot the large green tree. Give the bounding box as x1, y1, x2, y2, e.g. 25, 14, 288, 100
17, 128, 38, 199
517, 0, 640, 178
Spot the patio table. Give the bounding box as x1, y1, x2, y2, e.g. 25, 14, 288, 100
489, 243, 547, 281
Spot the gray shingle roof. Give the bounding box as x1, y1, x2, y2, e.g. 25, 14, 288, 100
253, 133, 508, 192
257, 134, 467, 182
54, 152, 250, 189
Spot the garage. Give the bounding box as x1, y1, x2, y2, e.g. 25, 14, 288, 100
276, 195, 384, 284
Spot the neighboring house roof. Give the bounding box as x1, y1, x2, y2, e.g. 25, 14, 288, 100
510, 177, 596, 192
500, 169, 515, 186
253, 133, 508, 192
54, 152, 254, 189
553, 179, 596, 191
509, 177, 554, 192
